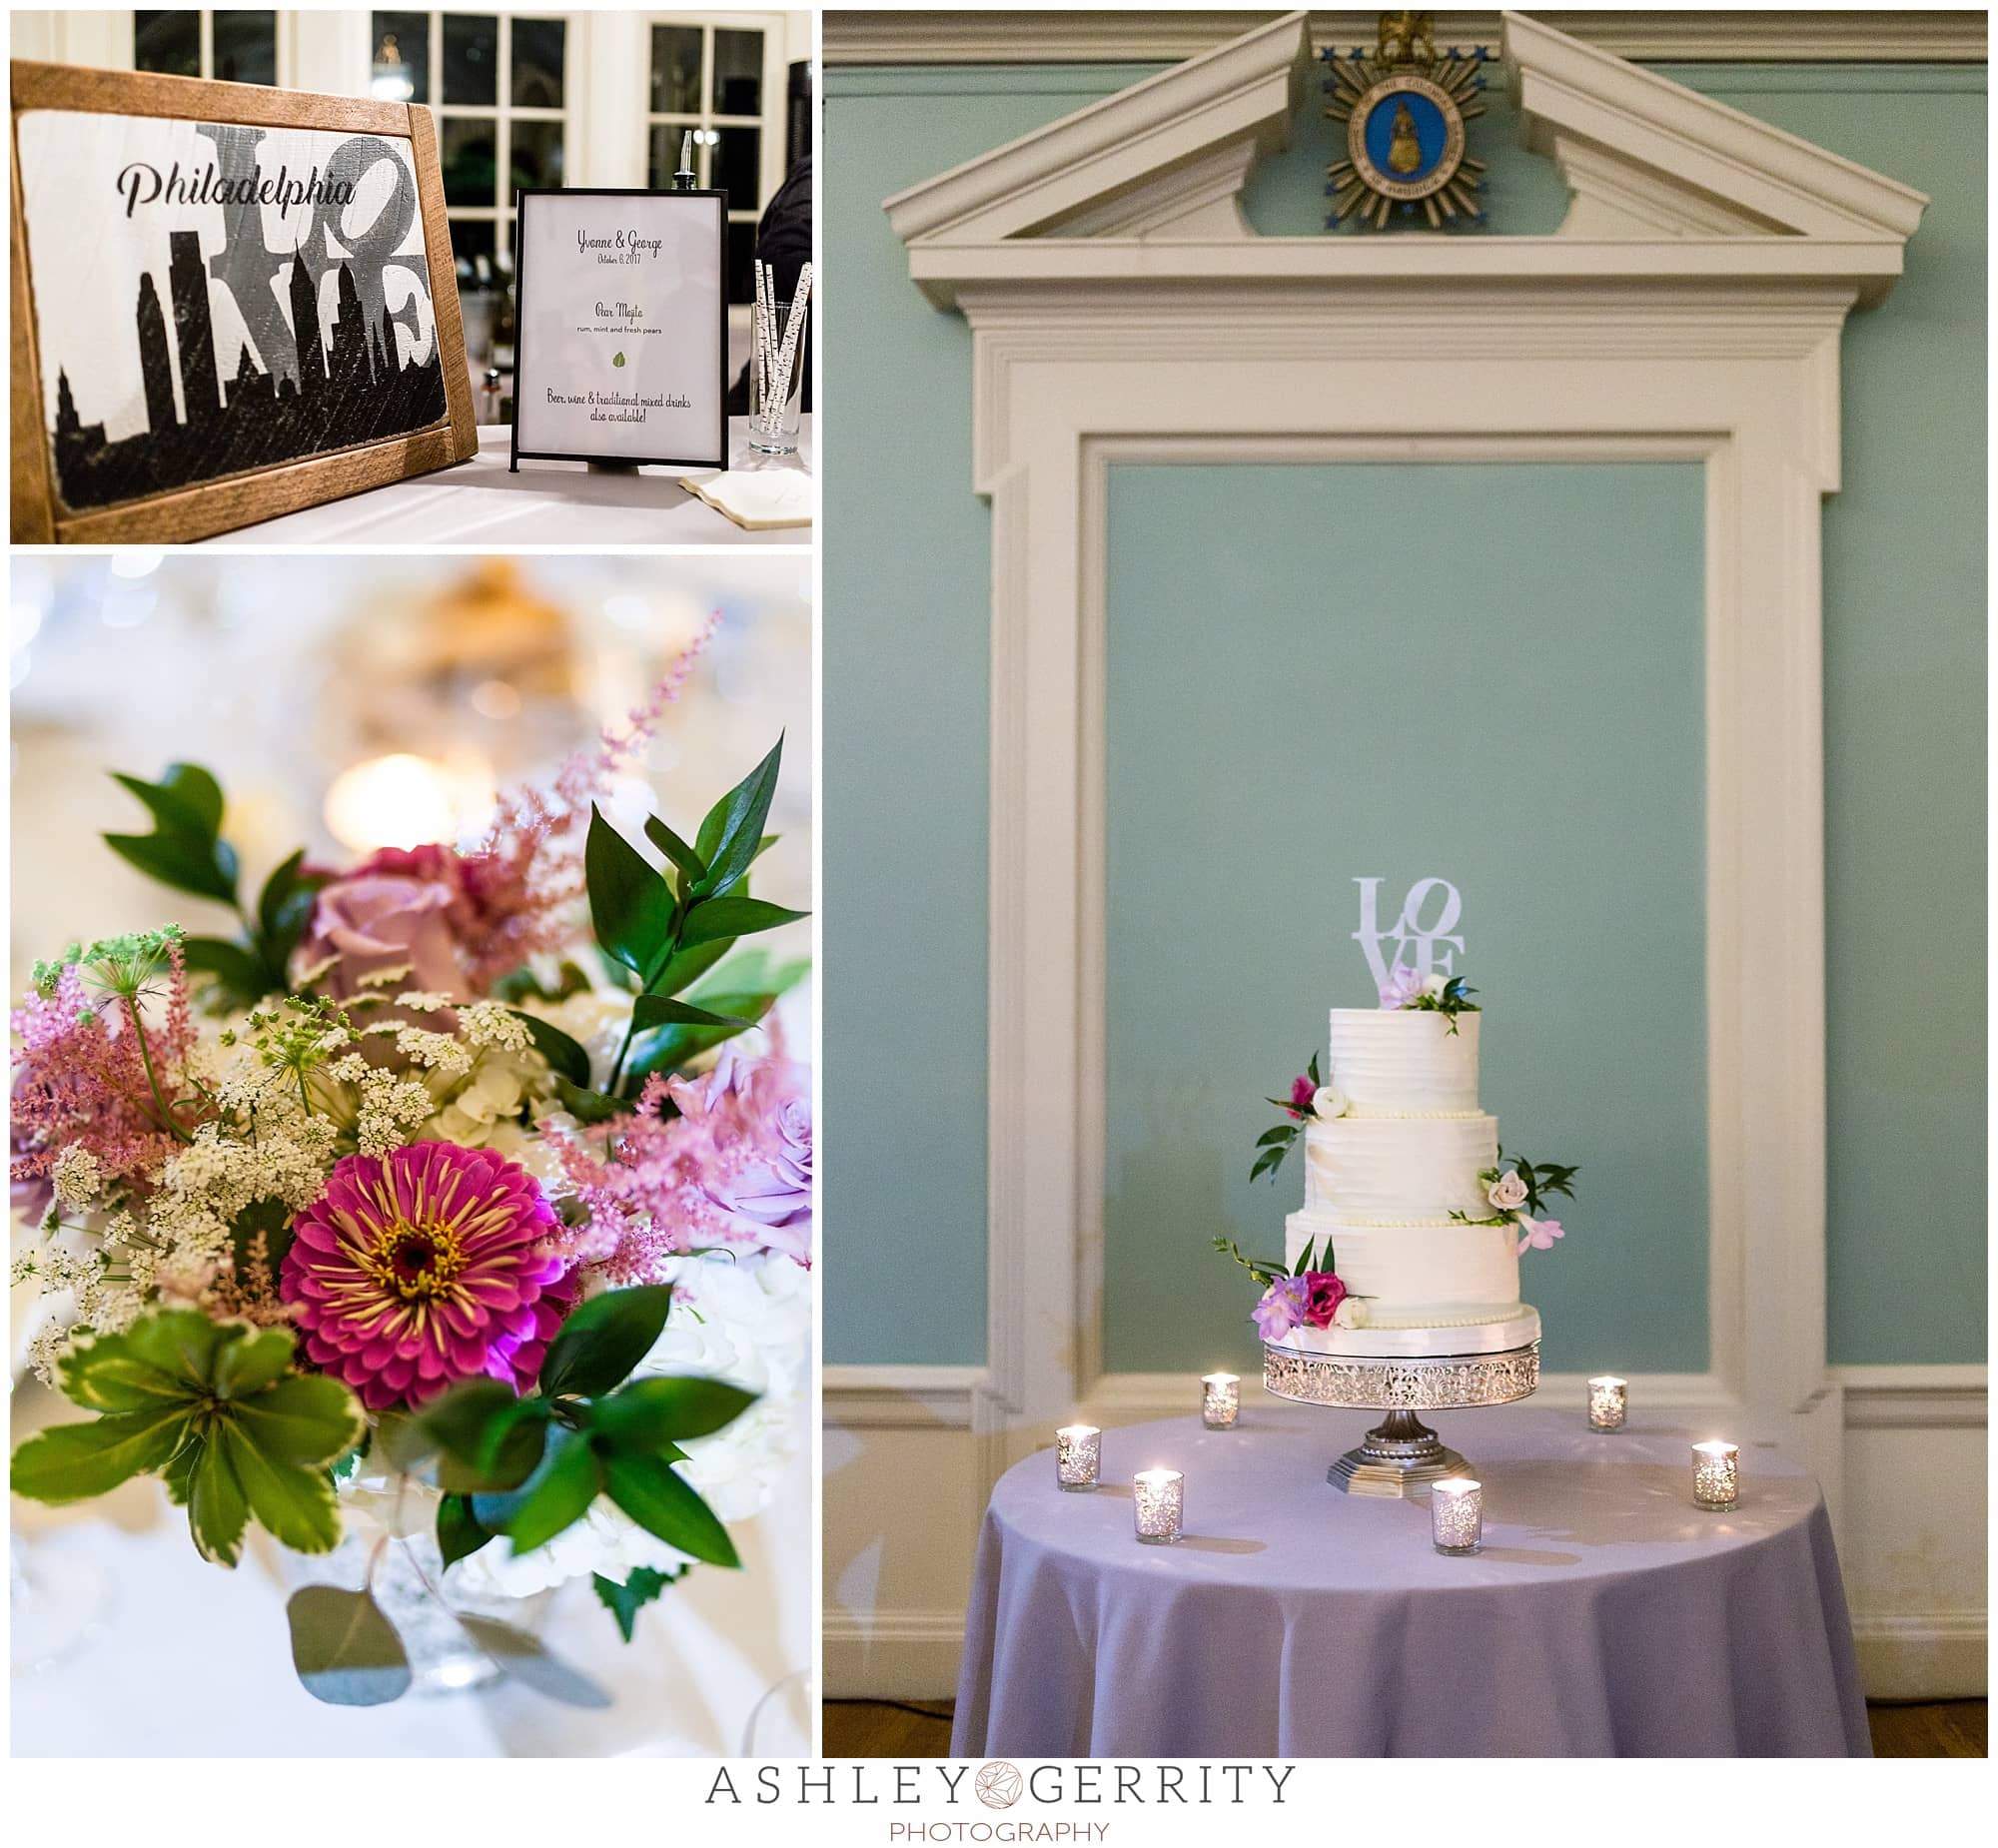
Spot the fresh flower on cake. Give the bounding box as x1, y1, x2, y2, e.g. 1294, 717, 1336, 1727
1380, 964, 1480, 1032
1249, 1053, 1336, 1183
1215, 1233, 1370, 1340
1452, 1148, 1578, 1255
8, 622, 813, 1705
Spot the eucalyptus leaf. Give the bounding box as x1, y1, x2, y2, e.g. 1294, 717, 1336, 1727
456, 1616, 613, 1708
287, 1585, 413, 1707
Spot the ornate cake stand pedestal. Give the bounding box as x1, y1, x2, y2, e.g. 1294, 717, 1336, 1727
1262, 1341, 1540, 1498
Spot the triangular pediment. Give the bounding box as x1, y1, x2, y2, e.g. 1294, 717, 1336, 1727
886, 9, 1928, 305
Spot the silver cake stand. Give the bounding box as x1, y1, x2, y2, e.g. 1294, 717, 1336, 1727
1262, 1340, 1540, 1497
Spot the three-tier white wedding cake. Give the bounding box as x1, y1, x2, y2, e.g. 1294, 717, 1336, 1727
1270, 1001, 1543, 1361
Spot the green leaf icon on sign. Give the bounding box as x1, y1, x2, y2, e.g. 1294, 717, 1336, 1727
612, 351, 626, 368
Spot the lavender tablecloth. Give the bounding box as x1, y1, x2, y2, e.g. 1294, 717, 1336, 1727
951, 1403, 1868, 1758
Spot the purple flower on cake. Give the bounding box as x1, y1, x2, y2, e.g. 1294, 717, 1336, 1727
1378, 965, 1425, 1009
1286, 1074, 1317, 1120
280, 1141, 574, 1409
1300, 1271, 1348, 1330
1251, 1275, 1310, 1341
1515, 1215, 1564, 1256
1487, 1170, 1528, 1213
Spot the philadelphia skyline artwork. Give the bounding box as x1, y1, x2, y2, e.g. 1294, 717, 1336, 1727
48, 226, 447, 511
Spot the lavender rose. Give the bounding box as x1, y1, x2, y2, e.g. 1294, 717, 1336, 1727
1378, 965, 1425, 1009
299, 844, 479, 999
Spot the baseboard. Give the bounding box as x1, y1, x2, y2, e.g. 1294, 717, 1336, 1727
823, 1609, 967, 1701
1852, 1611, 1989, 1699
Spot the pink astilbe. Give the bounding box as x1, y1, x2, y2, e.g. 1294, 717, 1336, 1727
11, 949, 201, 1202
542, 1032, 812, 1286
451, 609, 724, 991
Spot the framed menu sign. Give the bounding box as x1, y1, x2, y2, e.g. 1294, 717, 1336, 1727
9, 61, 477, 543
510, 187, 728, 472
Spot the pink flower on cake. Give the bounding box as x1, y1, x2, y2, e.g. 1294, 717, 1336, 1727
1287, 1074, 1317, 1119
1487, 1171, 1528, 1213
281, 1141, 574, 1409
1251, 1275, 1310, 1341
1378, 965, 1425, 1009
1516, 1215, 1564, 1256
1300, 1271, 1348, 1330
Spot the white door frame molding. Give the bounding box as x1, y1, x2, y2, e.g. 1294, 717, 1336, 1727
825, 11, 1964, 1697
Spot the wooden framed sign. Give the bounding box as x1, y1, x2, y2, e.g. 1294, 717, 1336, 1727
9, 61, 477, 543
509, 187, 728, 472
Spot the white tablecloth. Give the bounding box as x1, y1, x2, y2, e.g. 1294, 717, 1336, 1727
10, 1373, 813, 1757
201, 419, 813, 546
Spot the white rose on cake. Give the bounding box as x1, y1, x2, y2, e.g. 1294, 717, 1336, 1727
1332, 1298, 1369, 1330
1487, 1171, 1529, 1213
1311, 1085, 1350, 1121
1421, 972, 1450, 1000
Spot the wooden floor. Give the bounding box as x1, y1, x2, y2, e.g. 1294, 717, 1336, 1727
822, 1698, 1987, 1759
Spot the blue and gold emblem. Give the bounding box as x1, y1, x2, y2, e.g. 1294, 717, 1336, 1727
1325, 12, 1490, 230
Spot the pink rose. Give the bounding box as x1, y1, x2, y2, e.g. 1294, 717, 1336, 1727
1300, 1271, 1348, 1330
300, 844, 482, 999
1488, 1171, 1528, 1213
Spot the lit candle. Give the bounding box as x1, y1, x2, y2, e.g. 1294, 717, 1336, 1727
1587, 1375, 1628, 1432
1201, 1372, 1240, 1430
1133, 1468, 1184, 1544
1054, 1424, 1101, 1491
1432, 1476, 1483, 1555
1692, 1440, 1739, 1510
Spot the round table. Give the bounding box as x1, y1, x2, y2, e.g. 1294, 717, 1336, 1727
951, 1404, 1869, 1757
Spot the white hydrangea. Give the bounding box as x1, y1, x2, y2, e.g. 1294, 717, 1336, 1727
517, 988, 638, 1093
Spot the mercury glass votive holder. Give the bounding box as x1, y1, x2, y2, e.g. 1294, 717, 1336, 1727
1587, 1375, 1628, 1432
1432, 1477, 1484, 1555
1200, 1372, 1240, 1429
1054, 1424, 1101, 1491
1692, 1440, 1739, 1510
1133, 1468, 1184, 1544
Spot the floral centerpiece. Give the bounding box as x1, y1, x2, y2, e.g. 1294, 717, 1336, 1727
9, 620, 812, 1705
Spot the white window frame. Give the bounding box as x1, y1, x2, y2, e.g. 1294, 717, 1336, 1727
375, 9, 575, 269
643, 12, 792, 297
132, 8, 288, 85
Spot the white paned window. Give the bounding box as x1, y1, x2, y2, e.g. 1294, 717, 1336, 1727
369, 10, 570, 280
644, 14, 791, 304
133, 9, 280, 84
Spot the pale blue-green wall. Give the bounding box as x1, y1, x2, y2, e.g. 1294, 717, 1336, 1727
1103, 462, 1706, 1377
824, 62, 1987, 1370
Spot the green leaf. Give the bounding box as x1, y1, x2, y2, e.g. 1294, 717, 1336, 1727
374, 1410, 436, 1475
586, 1377, 757, 1452
437, 1493, 493, 1569
287, 1585, 413, 1707
621, 990, 775, 1087
111, 764, 222, 841
422, 1381, 550, 1492
53, 1332, 186, 1412
180, 936, 268, 1000
691, 735, 783, 899
9, 1407, 190, 1502
509, 1009, 592, 1088
647, 934, 735, 1000
231, 1374, 367, 1466
228, 1195, 299, 1285
187, 1432, 250, 1566
642, 814, 708, 885
679, 895, 809, 950
256, 848, 326, 965
120, 1308, 230, 1385
491, 1427, 604, 1555
102, 830, 239, 906
585, 804, 677, 977
601, 1452, 740, 1568
551, 1075, 631, 1126
538, 1286, 674, 1399
591, 1565, 682, 1642
210, 1327, 298, 1400
455, 1616, 612, 1708
629, 994, 756, 1034
221, 1423, 341, 1552
1254, 1125, 1294, 1149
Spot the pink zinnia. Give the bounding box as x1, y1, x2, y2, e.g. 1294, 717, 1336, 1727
281, 1142, 573, 1410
